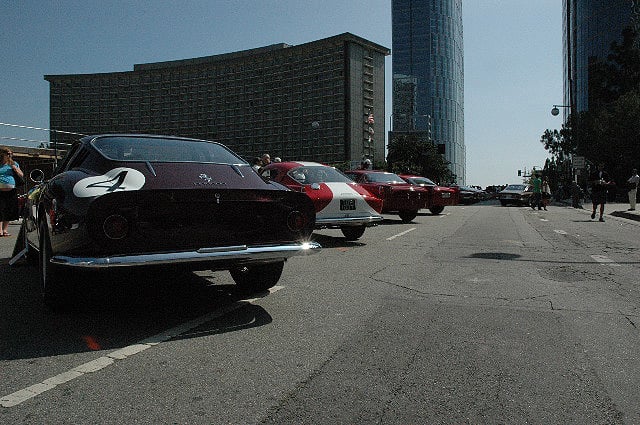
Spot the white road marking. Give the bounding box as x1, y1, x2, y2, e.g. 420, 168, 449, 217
591, 255, 621, 267
386, 227, 416, 240
540, 218, 549, 222
0, 286, 284, 408
554, 230, 568, 235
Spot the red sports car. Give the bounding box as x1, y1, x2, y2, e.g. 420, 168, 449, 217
262, 162, 383, 240
343, 170, 427, 223
399, 175, 459, 214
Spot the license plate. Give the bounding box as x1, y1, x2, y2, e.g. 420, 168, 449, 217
340, 199, 356, 210
441, 193, 451, 198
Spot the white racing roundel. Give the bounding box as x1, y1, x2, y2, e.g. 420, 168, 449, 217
73, 167, 146, 198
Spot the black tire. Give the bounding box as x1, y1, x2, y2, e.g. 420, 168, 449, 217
341, 226, 366, 241
38, 222, 67, 309
398, 210, 418, 223
500, 200, 508, 206
229, 261, 284, 293
429, 206, 445, 215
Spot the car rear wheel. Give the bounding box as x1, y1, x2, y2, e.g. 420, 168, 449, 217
398, 210, 418, 223
500, 200, 508, 206
429, 206, 445, 215
38, 222, 67, 309
341, 225, 366, 241
229, 261, 284, 293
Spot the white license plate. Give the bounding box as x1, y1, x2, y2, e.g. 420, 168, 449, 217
441, 193, 451, 198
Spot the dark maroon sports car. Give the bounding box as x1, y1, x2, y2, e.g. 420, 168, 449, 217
13, 134, 320, 307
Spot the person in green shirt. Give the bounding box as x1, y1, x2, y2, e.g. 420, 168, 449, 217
531, 173, 542, 210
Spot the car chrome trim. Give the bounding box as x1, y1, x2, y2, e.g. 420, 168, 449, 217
315, 215, 383, 226
50, 241, 322, 268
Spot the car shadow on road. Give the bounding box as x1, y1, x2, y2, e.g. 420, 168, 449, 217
0, 261, 273, 360
310, 233, 366, 249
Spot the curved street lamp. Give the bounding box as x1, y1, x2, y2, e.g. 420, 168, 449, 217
551, 104, 571, 116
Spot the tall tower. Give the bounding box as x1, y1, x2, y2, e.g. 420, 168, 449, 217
391, 0, 465, 184
564, 0, 639, 115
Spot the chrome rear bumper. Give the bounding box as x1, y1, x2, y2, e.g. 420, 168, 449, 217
51, 241, 321, 268
315, 215, 383, 227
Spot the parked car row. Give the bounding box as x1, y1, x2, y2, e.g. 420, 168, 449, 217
12, 134, 461, 308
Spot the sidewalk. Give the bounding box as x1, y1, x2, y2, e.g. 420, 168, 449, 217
0, 221, 23, 260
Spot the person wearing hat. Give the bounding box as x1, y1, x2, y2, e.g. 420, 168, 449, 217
359, 158, 372, 170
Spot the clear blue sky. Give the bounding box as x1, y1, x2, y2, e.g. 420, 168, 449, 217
0, 0, 562, 187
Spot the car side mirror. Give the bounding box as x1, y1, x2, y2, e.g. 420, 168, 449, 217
30, 169, 45, 183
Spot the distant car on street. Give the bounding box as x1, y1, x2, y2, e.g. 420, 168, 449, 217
497, 184, 533, 206
14, 134, 320, 307
455, 185, 484, 204
344, 170, 427, 223
399, 174, 459, 214
262, 161, 383, 240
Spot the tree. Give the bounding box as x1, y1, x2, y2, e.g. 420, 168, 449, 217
386, 133, 454, 184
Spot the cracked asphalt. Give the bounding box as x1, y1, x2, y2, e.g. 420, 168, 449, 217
2, 202, 640, 423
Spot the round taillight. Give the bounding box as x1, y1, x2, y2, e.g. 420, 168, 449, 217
103, 214, 129, 240
287, 210, 307, 231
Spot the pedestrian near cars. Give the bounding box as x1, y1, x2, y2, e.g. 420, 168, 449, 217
358, 158, 372, 170
541, 177, 551, 210
531, 173, 542, 210
589, 163, 612, 222
626, 168, 639, 211
0, 147, 24, 237
251, 157, 262, 172
570, 181, 584, 209
261, 153, 271, 167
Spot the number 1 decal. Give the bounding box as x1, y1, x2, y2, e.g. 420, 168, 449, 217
73, 168, 146, 198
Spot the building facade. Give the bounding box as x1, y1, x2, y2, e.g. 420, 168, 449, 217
391, 0, 465, 184
45, 33, 389, 166
563, 0, 640, 115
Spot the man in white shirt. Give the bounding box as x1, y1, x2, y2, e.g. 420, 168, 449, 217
627, 168, 639, 211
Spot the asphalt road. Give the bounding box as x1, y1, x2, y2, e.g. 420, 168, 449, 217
2, 201, 640, 424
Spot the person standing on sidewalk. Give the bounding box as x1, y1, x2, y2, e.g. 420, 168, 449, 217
626, 168, 639, 211
0, 147, 24, 237
531, 173, 542, 210
541, 177, 551, 210
589, 163, 612, 222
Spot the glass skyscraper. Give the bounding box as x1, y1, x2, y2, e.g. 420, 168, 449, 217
391, 0, 465, 184
564, 0, 639, 114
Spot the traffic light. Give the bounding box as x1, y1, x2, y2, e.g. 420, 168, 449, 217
518, 170, 522, 176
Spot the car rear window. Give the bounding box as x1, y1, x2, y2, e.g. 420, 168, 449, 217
91, 136, 246, 164
288, 166, 353, 184
409, 177, 436, 185
365, 172, 405, 183
505, 185, 526, 191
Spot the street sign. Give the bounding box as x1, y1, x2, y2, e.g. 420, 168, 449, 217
572, 156, 585, 168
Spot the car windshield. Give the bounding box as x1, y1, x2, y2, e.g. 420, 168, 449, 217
91, 136, 246, 164
366, 172, 405, 183
288, 165, 353, 184
504, 184, 526, 191
408, 177, 436, 186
